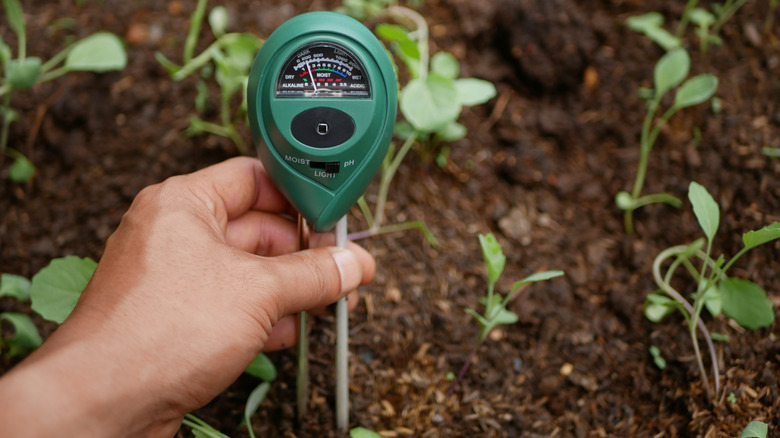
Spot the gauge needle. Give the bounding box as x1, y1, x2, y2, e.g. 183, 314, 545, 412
305, 60, 318, 92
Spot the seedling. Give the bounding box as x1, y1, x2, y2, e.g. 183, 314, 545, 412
616, 48, 718, 234
628, 0, 746, 53
156, 0, 262, 155
349, 5, 495, 243
626, 13, 682, 51
0, 0, 126, 181
645, 182, 778, 401
449, 233, 563, 392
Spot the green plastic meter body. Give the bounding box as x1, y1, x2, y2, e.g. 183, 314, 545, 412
247, 12, 397, 232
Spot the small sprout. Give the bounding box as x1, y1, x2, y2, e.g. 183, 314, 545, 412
649, 345, 667, 370
0, 1, 126, 180
155, 0, 262, 154
646, 182, 778, 401
352, 6, 495, 244
617, 49, 718, 234
243, 381, 271, 438
448, 233, 563, 393
727, 392, 738, 404
626, 12, 682, 51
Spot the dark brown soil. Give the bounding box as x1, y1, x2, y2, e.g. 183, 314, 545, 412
1, 0, 778, 437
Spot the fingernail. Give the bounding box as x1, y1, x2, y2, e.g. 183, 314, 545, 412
329, 248, 361, 294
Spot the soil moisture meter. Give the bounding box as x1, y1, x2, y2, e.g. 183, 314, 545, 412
247, 11, 397, 430
248, 11, 397, 232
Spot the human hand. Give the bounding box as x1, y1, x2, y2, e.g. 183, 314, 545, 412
0, 157, 375, 437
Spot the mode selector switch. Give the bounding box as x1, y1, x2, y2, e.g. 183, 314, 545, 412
310, 161, 341, 173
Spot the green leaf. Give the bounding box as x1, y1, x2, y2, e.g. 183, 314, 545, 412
153, 51, 182, 76
400, 74, 461, 133
626, 13, 682, 51
0, 312, 42, 357
454, 78, 497, 106
0, 36, 11, 66
738, 421, 768, 438
65, 32, 127, 72
244, 352, 277, 381
673, 74, 718, 109
699, 279, 721, 317
351, 427, 383, 438
648, 345, 667, 369
690, 8, 716, 27
435, 122, 467, 142
681, 237, 706, 257
2, 0, 26, 39
688, 181, 719, 242
9, 153, 35, 183
431, 51, 459, 79
654, 48, 690, 98
762, 147, 780, 157
375, 24, 420, 63
626, 12, 665, 31
465, 308, 490, 329
511, 270, 565, 291
375, 24, 412, 44
720, 278, 774, 330
0, 273, 31, 301
243, 381, 270, 438
30, 256, 97, 324
742, 222, 780, 251
478, 233, 505, 287
644, 293, 676, 323
493, 307, 519, 325
214, 34, 263, 83
6, 57, 41, 89
394, 121, 416, 140
183, 414, 230, 438
710, 332, 730, 342
208, 6, 229, 38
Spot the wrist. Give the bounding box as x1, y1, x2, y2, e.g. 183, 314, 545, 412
0, 321, 181, 437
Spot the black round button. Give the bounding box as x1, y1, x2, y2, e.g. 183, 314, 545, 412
291, 107, 355, 148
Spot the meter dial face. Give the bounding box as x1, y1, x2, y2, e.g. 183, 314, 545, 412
276, 42, 370, 98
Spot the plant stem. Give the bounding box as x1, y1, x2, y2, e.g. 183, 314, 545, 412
184, 0, 208, 64
386, 6, 428, 79
653, 246, 720, 399
37, 66, 69, 84
712, 0, 747, 35
677, 0, 700, 37
372, 132, 417, 231
348, 220, 438, 247
1, 91, 13, 161
446, 341, 482, 395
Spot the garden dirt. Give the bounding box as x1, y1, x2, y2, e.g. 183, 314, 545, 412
1, 0, 779, 437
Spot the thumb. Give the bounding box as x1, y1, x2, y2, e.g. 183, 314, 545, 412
259, 247, 363, 318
